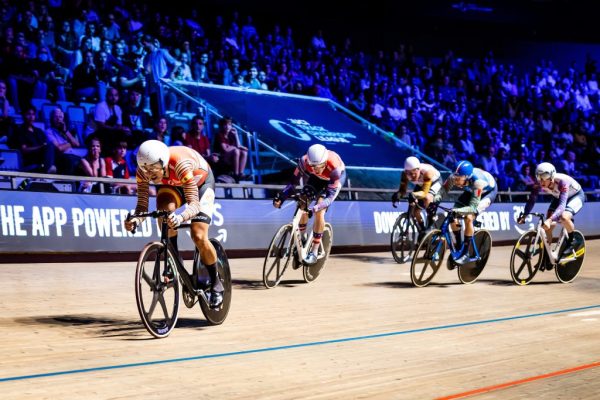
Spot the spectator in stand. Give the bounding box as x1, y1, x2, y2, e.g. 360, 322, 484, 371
147, 116, 171, 145
79, 135, 106, 193
72, 50, 104, 103
105, 137, 134, 194
184, 115, 219, 167
142, 34, 181, 119
0, 80, 14, 142
45, 108, 81, 175
215, 116, 248, 181
13, 106, 56, 173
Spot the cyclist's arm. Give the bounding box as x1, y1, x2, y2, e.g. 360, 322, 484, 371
523, 184, 541, 216
312, 168, 343, 212
414, 171, 434, 199
134, 171, 150, 219
548, 181, 569, 222
435, 175, 454, 202
398, 172, 408, 197
179, 170, 202, 221
454, 183, 483, 215
280, 163, 305, 199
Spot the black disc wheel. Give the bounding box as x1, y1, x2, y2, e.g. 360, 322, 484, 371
555, 231, 586, 283
303, 223, 333, 283
458, 230, 492, 284
199, 239, 232, 325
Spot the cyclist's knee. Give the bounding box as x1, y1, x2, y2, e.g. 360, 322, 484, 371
559, 211, 572, 223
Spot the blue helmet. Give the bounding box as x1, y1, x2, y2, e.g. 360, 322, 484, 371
454, 160, 474, 178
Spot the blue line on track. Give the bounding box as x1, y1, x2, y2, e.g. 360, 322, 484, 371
2, 304, 599, 383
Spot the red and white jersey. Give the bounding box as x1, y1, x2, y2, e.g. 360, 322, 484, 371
298, 150, 345, 185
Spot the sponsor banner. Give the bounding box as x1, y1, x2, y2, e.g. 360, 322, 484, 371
1, 191, 599, 253
184, 85, 406, 168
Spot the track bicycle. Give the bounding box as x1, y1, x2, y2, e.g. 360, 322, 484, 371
390, 193, 438, 264
510, 212, 586, 285
263, 192, 333, 288
128, 211, 232, 338
410, 204, 492, 287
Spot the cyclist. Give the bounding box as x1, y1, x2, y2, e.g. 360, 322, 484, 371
437, 160, 497, 265
272, 143, 346, 265
517, 162, 585, 261
391, 156, 442, 232
123, 140, 224, 308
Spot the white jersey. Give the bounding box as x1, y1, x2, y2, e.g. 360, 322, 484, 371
409, 163, 441, 185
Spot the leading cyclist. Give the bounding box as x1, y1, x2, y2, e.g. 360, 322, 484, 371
517, 162, 585, 261
123, 140, 224, 308
272, 144, 346, 265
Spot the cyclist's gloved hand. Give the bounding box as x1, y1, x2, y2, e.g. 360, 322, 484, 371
167, 213, 184, 229
273, 192, 284, 208
391, 191, 400, 208
516, 212, 526, 224
124, 217, 141, 232
407, 192, 417, 205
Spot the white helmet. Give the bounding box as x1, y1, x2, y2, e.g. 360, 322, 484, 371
307, 144, 328, 166
404, 156, 421, 171
137, 140, 170, 171
535, 162, 556, 182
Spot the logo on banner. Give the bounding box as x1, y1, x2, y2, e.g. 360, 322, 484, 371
269, 118, 357, 143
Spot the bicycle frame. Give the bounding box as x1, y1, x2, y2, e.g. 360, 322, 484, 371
289, 199, 328, 264
131, 211, 207, 301
438, 208, 482, 260
528, 212, 569, 265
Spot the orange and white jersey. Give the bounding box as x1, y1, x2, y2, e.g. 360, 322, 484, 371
135, 146, 211, 221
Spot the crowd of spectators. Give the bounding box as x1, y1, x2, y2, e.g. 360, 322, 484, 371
0, 1, 599, 193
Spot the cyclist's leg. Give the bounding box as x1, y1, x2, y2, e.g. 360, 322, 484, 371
191, 173, 223, 306
451, 191, 471, 250
424, 180, 442, 229
561, 191, 585, 255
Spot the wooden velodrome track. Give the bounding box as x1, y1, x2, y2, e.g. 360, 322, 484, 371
1, 241, 599, 399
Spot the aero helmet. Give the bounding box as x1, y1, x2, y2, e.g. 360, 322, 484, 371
307, 144, 328, 166
535, 162, 556, 182
137, 140, 170, 171
404, 156, 421, 171
454, 160, 474, 178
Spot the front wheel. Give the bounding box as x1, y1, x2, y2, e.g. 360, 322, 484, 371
410, 229, 446, 287
135, 242, 180, 338
390, 213, 417, 264
510, 231, 544, 285
199, 239, 232, 325
303, 223, 333, 283
458, 230, 492, 284
263, 224, 293, 288
556, 231, 586, 283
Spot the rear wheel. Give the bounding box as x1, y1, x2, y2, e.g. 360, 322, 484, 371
199, 239, 232, 324
391, 213, 418, 264
263, 224, 293, 288
458, 230, 492, 284
555, 231, 586, 283
410, 229, 446, 287
303, 223, 333, 283
135, 242, 180, 338
510, 231, 544, 285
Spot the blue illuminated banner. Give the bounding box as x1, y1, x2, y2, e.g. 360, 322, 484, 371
189, 85, 407, 169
